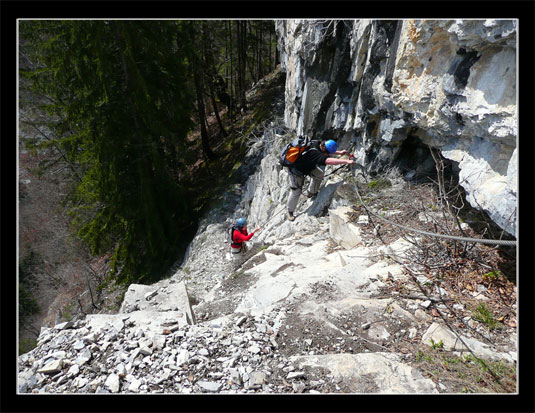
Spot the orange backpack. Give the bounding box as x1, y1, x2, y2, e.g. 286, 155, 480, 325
279, 136, 312, 167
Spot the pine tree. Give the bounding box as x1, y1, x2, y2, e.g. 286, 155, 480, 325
20, 20, 195, 284
19, 19, 279, 285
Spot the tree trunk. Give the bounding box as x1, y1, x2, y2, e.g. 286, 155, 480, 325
201, 22, 227, 138
258, 24, 263, 80
268, 27, 272, 72
275, 36, 280, 68
239, 21, 247, 111
228, 20, 235, 121
245, 22, 255, 85
114, 22, 169, 259
182, 22, 218, 161
236, 21, 243, 111
208, 82, 227, 137
192, 61, 218, 160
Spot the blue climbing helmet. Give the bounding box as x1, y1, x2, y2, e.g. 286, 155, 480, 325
236, 217, 247, 228
324, 140, 338, 154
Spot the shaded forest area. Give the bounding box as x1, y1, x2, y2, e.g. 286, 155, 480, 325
18, 20, 280, 352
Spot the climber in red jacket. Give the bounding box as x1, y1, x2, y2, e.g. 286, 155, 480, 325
230, 217, 261, 255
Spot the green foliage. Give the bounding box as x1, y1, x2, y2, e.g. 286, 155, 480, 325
20, 20, 278, 286
19, 251, 41, 325
232, 269, 248, 279
483, 270, 501, 280
472, 303, 502, 330
20, 20, 197, 284
443, 356, 462, 366
62, 302, 75, 322
114, 290, 127, 312
430, 339, 444, 350
416, 351, 432, 362
415, 348, 516, 393
367, 178, 392, 190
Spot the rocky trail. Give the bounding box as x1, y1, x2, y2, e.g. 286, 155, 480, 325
18, 122, 517, 395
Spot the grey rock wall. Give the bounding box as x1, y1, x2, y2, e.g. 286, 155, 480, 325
275, 19, 517, 236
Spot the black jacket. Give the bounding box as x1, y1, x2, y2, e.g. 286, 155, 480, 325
292, 142, 329, 175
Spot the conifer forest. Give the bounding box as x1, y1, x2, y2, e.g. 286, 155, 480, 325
19, 20, 279, 350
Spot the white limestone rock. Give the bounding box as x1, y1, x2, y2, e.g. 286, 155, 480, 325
37, 359, 63, 375
197, 381, 223, 393
422, 322, 515, 363
290, 353, 438, 393
276, 19, 517, 235
329, 206, 362, 249
104, 373, 120, 393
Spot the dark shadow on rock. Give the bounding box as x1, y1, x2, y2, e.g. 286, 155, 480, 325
306, 181, 344, 217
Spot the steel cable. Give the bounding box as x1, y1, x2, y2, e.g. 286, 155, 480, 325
348, 169, 517, 246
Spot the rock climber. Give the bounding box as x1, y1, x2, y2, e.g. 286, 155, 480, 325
230, 218, 260, 256
287, 139, 353, 221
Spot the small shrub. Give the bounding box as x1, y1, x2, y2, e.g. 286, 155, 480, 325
114, 290, 126, 311
444, 356, 463, 366
232, 269, 248, 279
414, 348, 516, 393
472, 303, 501, 330
19, 250, 42, 284
367, 178, 391, 191
430, 339, 444, 350
483, 270, 501, 280
416, 351, 432, 362
96, 282, 106, 293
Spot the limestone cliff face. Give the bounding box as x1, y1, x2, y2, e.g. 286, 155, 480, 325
275, 19, 517, 236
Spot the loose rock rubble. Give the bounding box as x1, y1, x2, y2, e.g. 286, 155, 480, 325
19, 308, 370, 394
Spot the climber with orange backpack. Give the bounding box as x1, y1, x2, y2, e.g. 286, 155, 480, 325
280, 137, 353, 221
229, 218, 261, 255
